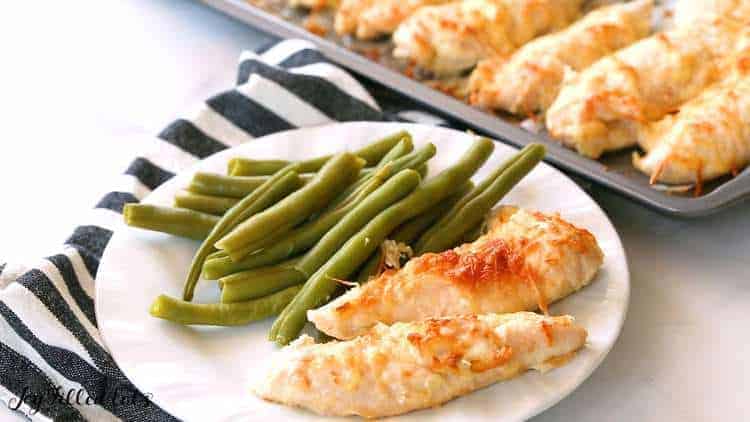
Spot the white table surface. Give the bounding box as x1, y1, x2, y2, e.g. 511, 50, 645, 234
1, 1, 747, 421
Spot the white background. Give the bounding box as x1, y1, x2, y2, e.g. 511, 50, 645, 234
1, 1, 748, 420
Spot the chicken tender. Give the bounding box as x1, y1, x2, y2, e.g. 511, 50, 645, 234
392, 0, 582, 76
674, 0, 750, 25
309, 206, 602, 340
256, 312, 587, 418
334, 0, 453, 40
634, 52, 750, 186
545, 15, 745, 158
469, 0, 652, 116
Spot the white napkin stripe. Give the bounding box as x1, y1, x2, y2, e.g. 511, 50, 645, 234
187, 104, 254, 148
259, 39, 318, 65
288, 62, 381, 111
236, 75, 334, 128
64, 248, 97, 302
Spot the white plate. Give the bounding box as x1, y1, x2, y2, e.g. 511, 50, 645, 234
96, 122, 629, 422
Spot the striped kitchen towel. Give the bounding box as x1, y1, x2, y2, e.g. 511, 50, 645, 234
0, 39, 455, 421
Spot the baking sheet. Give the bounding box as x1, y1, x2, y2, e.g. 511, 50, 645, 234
201, 0, 750, 216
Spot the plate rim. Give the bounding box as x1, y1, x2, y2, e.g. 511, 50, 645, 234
95, 121, 630, 421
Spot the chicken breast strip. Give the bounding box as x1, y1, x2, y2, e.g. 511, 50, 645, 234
674, 0, 750, 25
255, 312, 587, 418
633, 51, 750, 186
545, 14, 745, 159
309, 206, 602, 340
469, 0, 652, 116
334, 0, 453, 40
392, 0, 582, 76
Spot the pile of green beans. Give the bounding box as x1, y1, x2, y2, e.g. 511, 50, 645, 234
270, 138, 495, 344
215, 153, 365, 262
181, 168, 305, 301
201, 165, 396, 280
124, 131, 545, 331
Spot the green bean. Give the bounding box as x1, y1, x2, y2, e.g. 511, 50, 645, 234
216, 154, 365, 261
227, 131, 408, 176
329, 143, 435, 211
415, 144, 545, 254
415, 143, 535, 249
294, 169, 422, 278
228, 158, 324, 177
415, 163, 428, 179
460, 221, 485, 244
220, 262, 305, 303
150, 285, 301, 326
377, 137, 414, 165
354, 130, 412, 167
174, 191, 239, 216
182, 169, 303, 301
354, 181, 473, 283
123, 204, 219, 240
270, 138, 495, 344
189, 173, 266, 198
201, 166, 394, 280
187, 173, 314, 198
326, 138, 413, 211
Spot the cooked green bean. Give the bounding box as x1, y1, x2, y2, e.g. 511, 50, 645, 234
415, 143, 536, 249
270, 138, 495, 344
216, 153, 365, 262
174, 191, 239, 216
202, 166, 394, 280
150, 285, 301, 326
354, 181, 473, 283
189, 173, 267, 198
123, 204, 219, 240
330, 143, 435, 211
294, 169, 422, 278
182, 169, 303, 301
227, 159, 289, 177
460, 221, 485, 244
227, 131, 408, 176
327, 138, 413, 211
220, 261, 305, 303
415, 144, 545, 254
354, 130, 412, 167
187, 173, 314, 198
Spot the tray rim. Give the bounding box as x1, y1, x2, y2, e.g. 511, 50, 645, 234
201, 0, 750, 217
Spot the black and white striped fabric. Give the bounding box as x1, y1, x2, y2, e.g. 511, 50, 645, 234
0, 39, 454, 421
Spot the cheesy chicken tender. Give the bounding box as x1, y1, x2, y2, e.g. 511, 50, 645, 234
334, 0, 453, 40
674, 0, 750, 25
469, 0, 653, 115
392, 0, 582, 76
634, 51, 750, 185
309, 206, 603, 340
256, 312, 587, 418
545, 15, 746, 158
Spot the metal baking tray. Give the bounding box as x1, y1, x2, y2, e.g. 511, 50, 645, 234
201, 0, 750, 217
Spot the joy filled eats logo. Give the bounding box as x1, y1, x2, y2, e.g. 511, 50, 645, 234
7, 385, 153, 415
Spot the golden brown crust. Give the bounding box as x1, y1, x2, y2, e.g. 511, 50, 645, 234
310, 207, 603, 340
